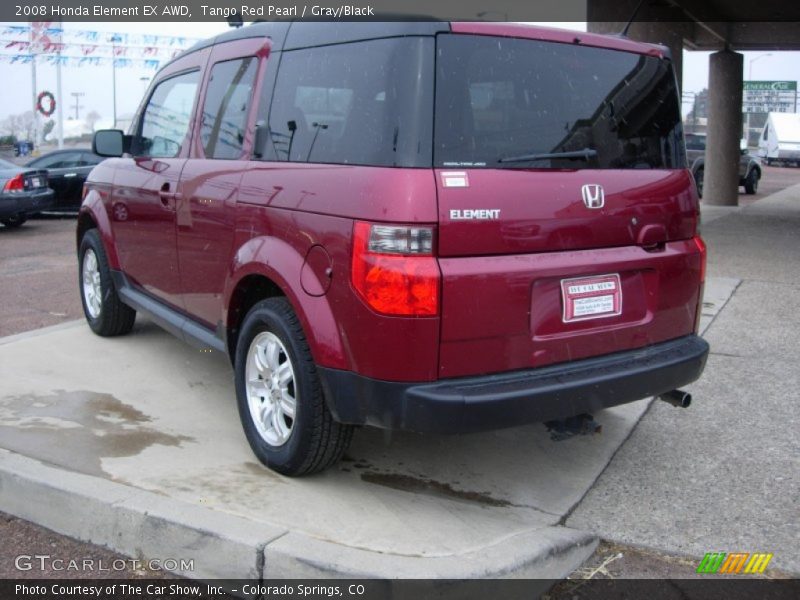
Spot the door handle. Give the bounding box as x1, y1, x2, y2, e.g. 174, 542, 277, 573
158, 183, 182, 208
64, 173, 77, 178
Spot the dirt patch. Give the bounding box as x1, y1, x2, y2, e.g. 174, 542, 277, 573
360, 471, 512, 507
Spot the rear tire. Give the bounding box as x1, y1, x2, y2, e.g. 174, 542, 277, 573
78, 229, 136, 336
1, 215, 27, 228
744, 169, 759, 194
234, 297, 353, 476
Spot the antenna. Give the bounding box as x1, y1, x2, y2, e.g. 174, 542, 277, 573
620, 0, 648, 37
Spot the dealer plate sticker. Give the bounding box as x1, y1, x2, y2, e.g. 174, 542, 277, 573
561, 274, 622, 322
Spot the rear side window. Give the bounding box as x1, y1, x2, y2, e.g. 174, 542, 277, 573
135, 70, 200, 158
201, 57, 258, 159
435, 35, 685, 170
264, 37, 433, 167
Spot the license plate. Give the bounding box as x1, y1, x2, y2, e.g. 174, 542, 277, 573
29, 177, 42, 188
561, 274, 622, 323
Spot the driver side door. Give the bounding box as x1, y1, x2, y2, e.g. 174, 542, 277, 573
110, 50, 209, 309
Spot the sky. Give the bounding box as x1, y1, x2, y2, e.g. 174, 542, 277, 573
1, 21, 799, 130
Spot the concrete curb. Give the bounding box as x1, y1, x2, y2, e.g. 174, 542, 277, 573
0, 320, 83, 346
0, 448, 597, 580
264, 528, 597, 579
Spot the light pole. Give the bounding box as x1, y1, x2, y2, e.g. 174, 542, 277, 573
748, 53, 773, 80
109, 34, 122, 128
70, 92, 85, 120
745, 53, 773, 145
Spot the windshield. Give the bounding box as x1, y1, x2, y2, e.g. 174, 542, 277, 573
434, 34, 686, 170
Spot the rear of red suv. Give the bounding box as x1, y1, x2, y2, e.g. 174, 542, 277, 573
80, 22, 708, 476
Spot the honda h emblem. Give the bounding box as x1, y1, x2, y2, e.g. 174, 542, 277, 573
581, 184, 605, 209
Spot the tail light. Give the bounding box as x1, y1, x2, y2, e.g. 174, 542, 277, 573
693, 236, 707, 333
351, 221, 440, 316
3, 173, 24, 192
693, 236, 707, 282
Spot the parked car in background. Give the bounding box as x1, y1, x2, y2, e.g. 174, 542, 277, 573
758, 112, 800, 166
80, 21, 708, 476
26, 149, 105, 211
685, 132, 761, 197
0, 158, 54, 228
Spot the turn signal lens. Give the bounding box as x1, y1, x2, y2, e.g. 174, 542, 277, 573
351, 221, 439, 316
3, 173, 24, 192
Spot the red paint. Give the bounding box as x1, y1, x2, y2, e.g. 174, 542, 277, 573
82, 24, 703, 389
449, 22, 667, 58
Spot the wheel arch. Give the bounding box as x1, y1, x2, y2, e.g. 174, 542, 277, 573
224, 237, 349, 371
76, 189, 120, 270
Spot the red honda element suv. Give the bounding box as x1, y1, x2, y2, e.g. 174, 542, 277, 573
80, 22, 708, 475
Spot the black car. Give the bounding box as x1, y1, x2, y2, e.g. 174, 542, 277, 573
0, 158, 55, 228
26, 149, 105, 211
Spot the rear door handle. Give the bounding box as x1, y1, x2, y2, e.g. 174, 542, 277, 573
64, 173, 77, 178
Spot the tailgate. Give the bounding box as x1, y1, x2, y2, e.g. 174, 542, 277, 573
438, 240, 704, 378
436, 168, 697, 257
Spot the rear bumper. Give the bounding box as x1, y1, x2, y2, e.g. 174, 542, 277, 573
0, 189, 55, 218
318, 335, 709, 434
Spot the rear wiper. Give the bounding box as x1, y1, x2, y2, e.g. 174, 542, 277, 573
498, 148, 598, 164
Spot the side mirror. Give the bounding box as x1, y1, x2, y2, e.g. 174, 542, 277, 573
93, 129, 125, 157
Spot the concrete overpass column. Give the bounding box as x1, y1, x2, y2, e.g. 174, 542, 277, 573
704, 50, 744, 206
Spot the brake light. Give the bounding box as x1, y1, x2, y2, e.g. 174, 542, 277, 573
3, 173, 24, 192
692, 236, 707, 333
693, 236, 707, 282
351, 221, 440, 316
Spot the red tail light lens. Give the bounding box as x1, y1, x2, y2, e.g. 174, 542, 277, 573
351, 221, 440, 316
3, 173, 24, 192
693, 236, 707, 282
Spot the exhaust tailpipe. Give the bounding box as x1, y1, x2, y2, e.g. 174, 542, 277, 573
659, 389, 692, 408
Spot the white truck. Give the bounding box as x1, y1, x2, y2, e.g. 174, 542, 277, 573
758, 112, 800, 165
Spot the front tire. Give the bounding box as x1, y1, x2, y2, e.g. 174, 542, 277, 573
744, 169, 759, 194
694, 167, 704, 198
79, 229, 136, 336
1, 215, 27, 228
234, 297, 353, 476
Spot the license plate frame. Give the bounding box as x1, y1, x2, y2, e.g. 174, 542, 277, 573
561, 273, 622, 323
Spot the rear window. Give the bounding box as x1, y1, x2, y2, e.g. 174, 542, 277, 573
435, 34, 686, 170
685, 134, 706, 151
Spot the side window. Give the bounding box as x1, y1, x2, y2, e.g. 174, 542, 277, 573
135, 70, 200, 158
265, 37, 433, 167
201, 57, 258, 159
33, 152, 82, 168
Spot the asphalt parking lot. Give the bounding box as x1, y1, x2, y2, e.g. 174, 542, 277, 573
1, 166, 799, 585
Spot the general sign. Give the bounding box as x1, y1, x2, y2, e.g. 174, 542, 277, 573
743, 80, 797, 114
